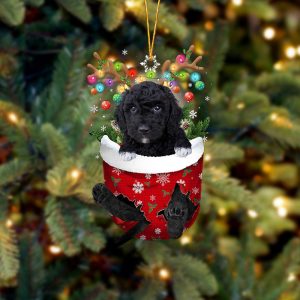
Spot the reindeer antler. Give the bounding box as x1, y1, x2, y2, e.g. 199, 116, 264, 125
160, 45, 204, 84
87, 52, 129, 84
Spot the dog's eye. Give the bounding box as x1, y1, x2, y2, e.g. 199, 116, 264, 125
130, 106, 137, 113
153, 106, 161, 112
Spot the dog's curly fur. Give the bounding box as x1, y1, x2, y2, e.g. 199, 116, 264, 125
115, 81, 191, 159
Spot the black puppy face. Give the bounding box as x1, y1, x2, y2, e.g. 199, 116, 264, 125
115, 81, 182, 144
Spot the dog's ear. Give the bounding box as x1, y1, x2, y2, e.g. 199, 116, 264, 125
114, 91, 127, 132
166, 89, 183, 136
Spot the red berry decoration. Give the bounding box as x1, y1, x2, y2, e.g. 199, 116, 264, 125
184, 92, 194, 102
90, 88, 97, 95
101, 100, 111, 110
176, 54, 186, 64
172, 86, 180, 93
127, 68, 138, 78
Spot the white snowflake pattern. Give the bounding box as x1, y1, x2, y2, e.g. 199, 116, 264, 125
156, 173, 170, 186
122, 49, 128, 55
189, 110, 197, 119
139, 235, 146, 240
154, 228, 161, 235
203, 136, 208, 143
145, 174, 152, 179
192, 187, 200, 195
205, 96, 210, 101
176, 179, 186, 186
136, 200, 143, 206
199, 173, 203, 180
132, 181, 144, 194
113, 191, 120, 196
140, 54, 160, 72
90, 105, 98, 113
112, 168, 122, 176
95, 154, 100, 159
101, 125, 106, 132
150, 195, 156, 201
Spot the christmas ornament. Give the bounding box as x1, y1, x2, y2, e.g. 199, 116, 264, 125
178, 71, 189, 81
140, 55, 160, 72
127, 68, 138, 78
163, 71, 172, 81
90, 88, 97, 95
114, 61, 123, 72
96, 82, 105, 93
195, 81, 205, 90
113, 93, 122, 104
85, 0, 207, 244
104, 78, 114, 87
190, 72, 201, 82
184, 92, 194, 102
172, 86, 180, 93
87, 74, 97, 85
101, 100, 111, 110
146, 70, 156, 79
169, 80, 178, 88
176, 54, 186, 64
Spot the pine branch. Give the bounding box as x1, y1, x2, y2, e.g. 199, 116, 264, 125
202, 21, 229, 93
133, 279, 164, 300
70, 284, 118, 300
16, 235, 45, 300
99, 0, 125, 31
55, 0, 92, 23
0, 159, 29, 187
45, 197, 81, 256
167, 255, 218, 297
172, 273, 204, 300
0, 223, 19, 281
41, 123, 70, 167
0, 0, 25, 26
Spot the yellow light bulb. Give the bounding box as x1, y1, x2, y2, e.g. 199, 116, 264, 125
255, 228, 264, 237
125, 0, 137, 8
49, 245, 62, 254
285, 46, 296, 59
297, 46, 300, 56
263, 27, 275, 40
248, 209, 258, 219
117, 84, 126, 93
70, 168, 81, 179
158, 268, 171, 280
6, 219, 13, 228
7, 112, 19, 124
237, 102, 245, 110
277, 207, 288, 218
287, 273, 296, 282
180, 235, 192, 245
274, 61, 283, 71
273, 196, 285, 208
232, 0, 243, 6
270, 113, 278, 121
204, 154, 212, 162
218, 207, 227, 216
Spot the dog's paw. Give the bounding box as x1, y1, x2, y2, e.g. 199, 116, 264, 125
174, 147, 192, 157
119, 151, 137, 161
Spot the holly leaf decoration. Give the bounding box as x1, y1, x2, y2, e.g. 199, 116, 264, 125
148, 203, 157, 213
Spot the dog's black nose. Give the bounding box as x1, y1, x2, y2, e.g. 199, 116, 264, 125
138, 125, 150, 134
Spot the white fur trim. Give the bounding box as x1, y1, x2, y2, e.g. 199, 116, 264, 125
99, 135, 204, 174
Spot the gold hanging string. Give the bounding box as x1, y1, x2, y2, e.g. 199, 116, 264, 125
144, 0, 161, 60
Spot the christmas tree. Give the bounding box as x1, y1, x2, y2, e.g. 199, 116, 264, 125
0, 0, 300, 299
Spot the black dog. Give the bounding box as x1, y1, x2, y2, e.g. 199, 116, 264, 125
115, 81, 191, 160
93, 81, 197, 243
